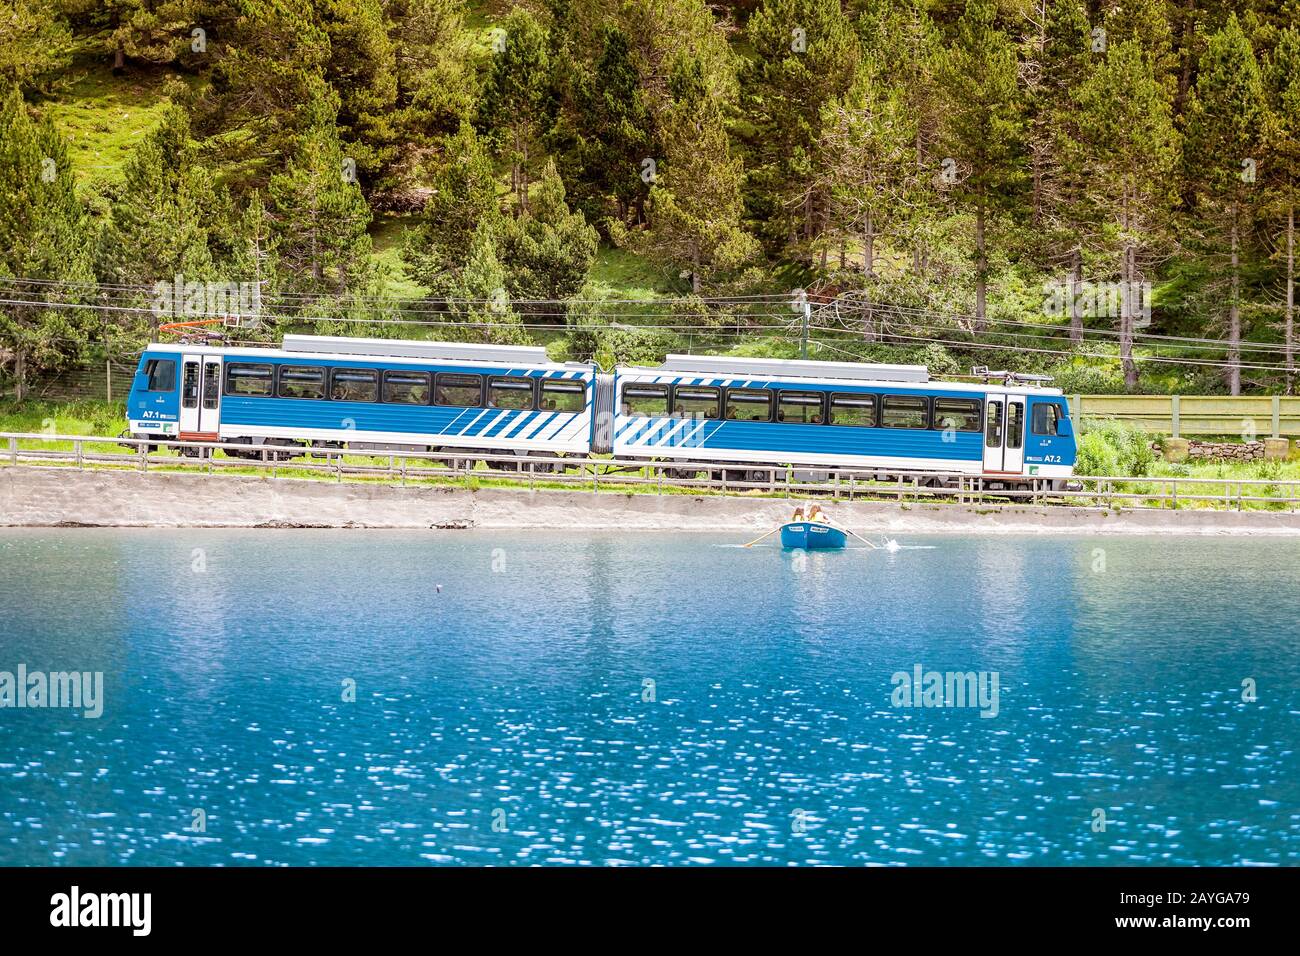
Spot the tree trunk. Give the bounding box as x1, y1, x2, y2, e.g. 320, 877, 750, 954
1228, 205, 1241, 396
974, 199, 986, 332
1069, 247, 1083, 345
1031, 142, 1042, 227
1287, 203, 1295, 394
14, 347, 26, 403
1120, 244, 1138, 390
113, 45, 125, 75
864, 208, 875, 278
691, 241, 701, 295
520, 140, 529, 214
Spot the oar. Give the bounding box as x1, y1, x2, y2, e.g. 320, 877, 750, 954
844, 527, 881, 550
742, 525, 783, 548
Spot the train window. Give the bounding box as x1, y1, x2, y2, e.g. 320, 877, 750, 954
829, 393, 876, 427
673, 385, 721, 419
622, 384, 669, 417
436, 373, 483, 407
383, 370, 431, 405
725, 388, 772, 422
278, 365, 326, 400
1007, 401, 1024, 449
540, 379, 585, 413
225, 363, 273, 397
489, 376, 535, 410
881, 395, 929, 428
985, 402, 1003, 447
776, 390, 824, 424
933, 398, 982, 432
1031, 402, 1060, 436
330, 368, 379, 403
182, 361, 200, 408
202, 364, 220, 409
144, 359, 176, 392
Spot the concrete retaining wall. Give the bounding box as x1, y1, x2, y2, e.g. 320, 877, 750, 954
4, 466, 1300, 535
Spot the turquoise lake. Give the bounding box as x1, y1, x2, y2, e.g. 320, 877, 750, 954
0, 528, 1296, 866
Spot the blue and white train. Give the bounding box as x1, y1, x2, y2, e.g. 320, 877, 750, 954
126, 335, 1077, 488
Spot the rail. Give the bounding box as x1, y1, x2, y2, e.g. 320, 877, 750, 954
2, 432, 1299, 512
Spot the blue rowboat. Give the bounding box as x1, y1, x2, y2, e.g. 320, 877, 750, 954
779, 520, 848, 550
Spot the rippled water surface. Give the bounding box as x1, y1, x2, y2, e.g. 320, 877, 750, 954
1, 528, 1297, 866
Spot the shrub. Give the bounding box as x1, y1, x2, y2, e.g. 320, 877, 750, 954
1076, 418, 1155, 477
1051, 362, 1129, 395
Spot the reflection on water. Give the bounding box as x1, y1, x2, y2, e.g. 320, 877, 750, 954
0, 529, 1296, 866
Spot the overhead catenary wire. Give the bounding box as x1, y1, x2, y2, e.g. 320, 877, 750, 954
3, 281, 1297, 377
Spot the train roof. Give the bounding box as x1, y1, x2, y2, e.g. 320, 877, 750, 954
139, 336, 1063, 395
621, 354, 1063, 395
142, 335, 588, 372
657, 354, 930, 383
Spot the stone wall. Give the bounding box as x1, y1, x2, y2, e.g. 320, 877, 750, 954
1158, 438, 1292, 462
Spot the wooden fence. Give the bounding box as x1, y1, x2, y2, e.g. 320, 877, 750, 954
1068, 394, 1300, 438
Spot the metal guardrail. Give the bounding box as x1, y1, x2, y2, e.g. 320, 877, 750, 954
2, 432, 1299, 512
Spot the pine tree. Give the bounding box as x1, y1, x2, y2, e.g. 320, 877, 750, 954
1033, 0, 1094, 343
0, 0, 74, 93
0, 85, 95, 401
1263, 25, 1300, 389
99, 104, 224, 312
744, 0, 861, 255
817, 57, 918, 320
1099, 0, 1177, 84
854, 0, 945, 279
935, 0, 1027, 331
496, 158, 599, 307
402, 121, 502, 294
442, 228, 530, 345
1065, 40, 1179, 389
573, 24, 657, 228
266, 94, 375, 297
388, 0, 477, 143
644, 57, 757, 294
191, 1, 333, 178
218, 190, 279, 332
1183, 14, 1268, 394
101, 0, 194, 72
478, 8, 552, 214
318, 0, 399, 178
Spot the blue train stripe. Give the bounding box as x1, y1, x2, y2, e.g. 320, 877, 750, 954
440, 408, 470, 434
522, 412, 556, 439
502, 411, 538, 439
455, 409, 489, 435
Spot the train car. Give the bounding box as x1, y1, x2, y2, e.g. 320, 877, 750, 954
610, 355, 1077, 488
125, 335, 597, 463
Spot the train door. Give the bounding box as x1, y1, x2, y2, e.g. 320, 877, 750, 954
178, 353, 222, 439
982, 393, 1026, 475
